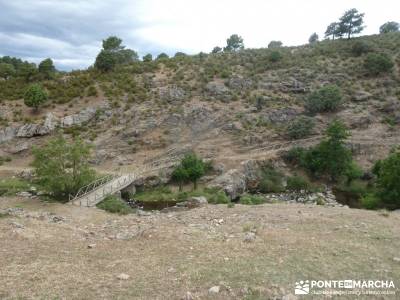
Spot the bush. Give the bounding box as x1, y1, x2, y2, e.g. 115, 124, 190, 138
361, 193, 381, 210
258, 165, 285, 193
283, 147, 307, 165
351, 41, 371, 56
305, 85, 342, 114
286, 116, 315, 139
24, 84, 48, 111
239, 194, 265, 205
286, 175, 311, 191
96, 195, 133, 214
364, 53, 394, 75
269, 51, 282, 62
172, 153, 206, 190
0, 178, 31, 196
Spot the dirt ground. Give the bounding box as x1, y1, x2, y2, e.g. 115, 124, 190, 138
0, 196, 399, 300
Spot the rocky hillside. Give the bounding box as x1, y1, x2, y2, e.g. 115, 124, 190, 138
1, 33, 400, 188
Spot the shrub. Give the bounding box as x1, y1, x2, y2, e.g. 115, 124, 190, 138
361, 193, 381, 210
283, 147, 307, 165
305, 85, 342, 114
24, 84, 48, 111
351, 40, 372, 56
172, 153, 206, 190
239, 194, 265, 205
364, 53, 394, 75
86, 85, 98, 97
286, 175, 311, 191
286, 116, 315, 139
258, 165, 285, 193
0, 178, 31, 196
269, 51, 282, 62
96, 195, 133, 214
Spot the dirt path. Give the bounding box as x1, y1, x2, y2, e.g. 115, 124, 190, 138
1, 196, 399, 299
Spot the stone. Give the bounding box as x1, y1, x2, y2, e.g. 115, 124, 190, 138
393, 257, 400, 262
87, 244, 96, 249
243, 232, 256, 243
117, 273, 130, 280
159, 85, 186, 103
208, 286, 220, 294
228, 76, 253, 90
208, 169, 246, 200
205, 82, 231, 101
187, 196, 208, 208
183, 292, 194, 300
17, 191, 32, 198
10, 221, 24, 229
353, 90, 372, 102
0, 127, 17, 144
261, 108, 299, 124
60, 107, 97, 128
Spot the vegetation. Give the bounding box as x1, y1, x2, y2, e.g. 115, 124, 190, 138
305, 85, 342, 114
239, 194, 265, 205
308, 33, 319, 44
38, 58, 56, 79
23, 84, 48, 111
224, 34, 244, 52
31, 136, 96, 201
286, 175, 312, 191
0, 178, 31, 196
364, 53, 394, 75
96, 195, 133, 214
268, 41, 282, 48
286, 116, 315, 139
325, 8, 364, 39
258, 164, 285, 193
171, 153, 206, 190
379, 21, 399, 34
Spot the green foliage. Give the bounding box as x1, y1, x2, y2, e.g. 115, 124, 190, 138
351, 40, 372, 56
364, 53, 394, 75
31, 136, 96, 201
38, 58, 55, 79
212, 46, 222, 54
373, 151, 400, 209
172, 153, 206, 190
102, 36, 124, 51
305, 85, 342, 114
338, 8, 365, 39
325, 22, 341, 40
258, 165, 285, 193
142, 53, 153, 62
0, 63, 16, 79
24, 84, 48, 110
86, 85, 98, 97
286, 175, 311, 191
95, 50, 117, 72
0, 178, 31, 196
380, 22, 399, 34
283, 147, 307, 166
268, 41, 282, 48
96, 195, 133, 214
239, 194, 265, 205
0, 156, 12, 166
286, 116, 315, 139
225, 34, 244, 52
361, 193, 381, 210
269, 51, 282, 62
156, 53, 169, 60
309, 33, 319, 44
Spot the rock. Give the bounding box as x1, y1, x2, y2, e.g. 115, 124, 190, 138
205, 82, 231, 101
208, 286, 220, 294
10, 221, 24, 229
353, 90, 372, 102
51, 216, 65, 223
393, 257, 400, 262
6, 142, 29, 154
183, 292, 194, 300
187, 196, 208, 208
159, 85, 186, 103
208, 169, 246, 200
40, 112, 58, 133
87, 244, 96, 249
117, 273, 130, 280
60, 107, 97, 128
137, 210, 152, 217
16, 124, 49, 137
228, 76, 253, 90
261, 108, 299, 124
17, 191, 32, 198
243, 232, 256, 243
0, 127, 17, 144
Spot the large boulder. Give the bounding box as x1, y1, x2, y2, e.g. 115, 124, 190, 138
159, 85, 186, 103
208, 169, 247, 200
0, 127, 17, 144
61, 107, 97, 128
205, 82, 232, 101
353, 90, 372, 102
228, 76, 253, 90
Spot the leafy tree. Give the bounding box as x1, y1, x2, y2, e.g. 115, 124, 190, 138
102, 36, 124, 52
142, 53, 153, 62
32, 136, 96, 201
308, 33, 319, 44
286, 116, 315, 139
156, 53, 169, 60
224, 34, 244, 52
268, 41, 282, 48
364, 53, 394, 75
269, 51, 282, 62
38, 58, 55, 79
373, 150, 400, 209
172, 153, 205, 190
379, 21, 399, 34
18, 62, 37, 81
174, 52, 187, 58
303, 120, 353, 181
325, 22, 341, 40
212, 46, 222, 54
0, 63, 15, 79
338, 8, 365, 39
24, 84, 48, 111
305, 85, 342, 114
116, 49, 139, 64
95, 50, 117, 72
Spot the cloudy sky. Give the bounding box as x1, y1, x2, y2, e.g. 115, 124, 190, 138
0, 0, 399, 70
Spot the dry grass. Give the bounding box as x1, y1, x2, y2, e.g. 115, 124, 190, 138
0, 196, 399, 299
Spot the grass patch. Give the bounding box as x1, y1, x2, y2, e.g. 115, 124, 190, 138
239, 194, 265, 205
0, 178, 31, 196
96, 195, 134, 215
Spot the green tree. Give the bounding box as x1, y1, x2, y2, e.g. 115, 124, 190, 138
102, 36, 124, 52
224, 34, 244, 52
303, 120, 352, 181
0, 63, 15, 79
325, 22, 341, 40
305, 85, 342, 114
142, 53, 153, 62
308, 33, 319, 44
172, 153, 205, 190
212, 46, 222, 54
24, 84, 48, 111
373, 150, 400, 209
268, 41, 282, 48
18, 62, 37, 81
338, 8, 365, 39
95, 50, 117, 72
32, 136, 96, 201
379, 21, 399, 34
156, 53, 169, 60
286, 116, 315, 139
364, 53, 394, 75
38, 58, 55, 79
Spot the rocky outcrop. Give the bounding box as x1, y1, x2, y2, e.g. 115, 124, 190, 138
205, 82, 232, 101
261, 108, 299, 124
228, 76, 253, 90
60, 107, 97, 128
352, 90, 372, 102
208, 169, 247, 200
0, 127, 17, 143
159, 85, 186, 103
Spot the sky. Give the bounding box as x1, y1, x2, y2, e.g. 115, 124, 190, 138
0, 0, 399, 70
